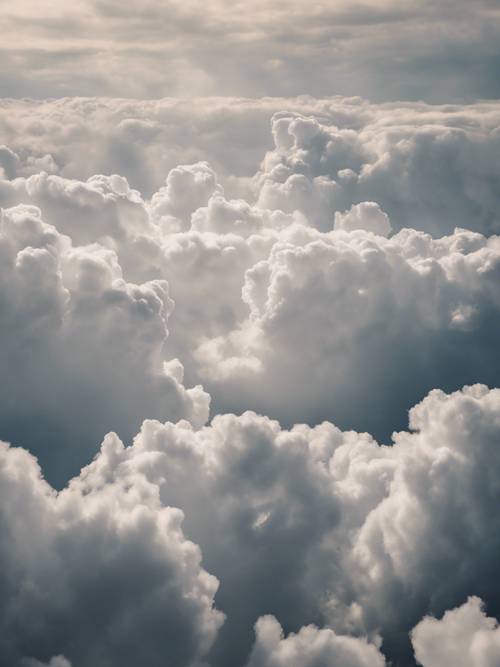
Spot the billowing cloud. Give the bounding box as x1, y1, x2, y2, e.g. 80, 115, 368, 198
0, 97, 499, 226
411, 597, 500, 667
197, 224, 500, 439
2, 102, 500, 450
0, 436, 223, 667
1, 94, 500, 667
245, 616, 386, 667
256, 110, 500, 235
0, 203, 208, 484
58, 384, 500, 667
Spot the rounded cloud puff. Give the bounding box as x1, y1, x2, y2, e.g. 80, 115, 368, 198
0, 204, 208, 485
0, 436, 223, 667
334, 202, 392, 237
245, 616, 386, 667
197, 225, 500, 439
411, 597, 500, 667
256, 110, 500, 236
1, 98, 499, 236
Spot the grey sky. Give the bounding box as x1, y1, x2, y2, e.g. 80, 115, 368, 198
1, 0, 499, 101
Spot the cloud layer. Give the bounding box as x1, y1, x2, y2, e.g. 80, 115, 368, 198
0, 1, 499, 101
0, 203, 207, 484
0, 435, 223, 667
3, 385, 500, 666
1, 96, 500, 666
1, 99, 500, 470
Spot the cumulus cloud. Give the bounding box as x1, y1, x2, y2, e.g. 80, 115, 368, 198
245, 616, 386, 667
1, 94, 500, 667
411, 597, 500, 667
1, 97, 500, 231
197, 224, 500, 438
256, 109, 500, 235
0, 204, 208, 485
51, 385, 500, 667
334, 202, 392, 237
2, 103, 500, 447
0, 436, 223, 667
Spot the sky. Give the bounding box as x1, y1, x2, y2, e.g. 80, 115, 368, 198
1, 3, 500, 667
1, 0, 500, 100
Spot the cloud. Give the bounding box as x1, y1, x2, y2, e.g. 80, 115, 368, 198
1, 96, 500, 222
24, 657, 72, 667
346, 385, 500, 663
150, 161, 224, 232
0, 204, 208, 485
245, 616, 386, 667
0, 171, 153, 245
411, 597, 500, 667
256, 109, 500, 235
197, 224, 500, 439
2, 102, 500, 447
334, 202, 392, 237
0, 435, 223, 667
0, 1, 499, 100
1, 96, 500, 667
60, 384, 500, 667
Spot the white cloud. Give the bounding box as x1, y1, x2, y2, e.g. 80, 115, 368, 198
196, 224, 500, 439
2, 103, 500, 453
0, 435, 223, 667
1, 354, 500, 666
0, 95, 500, 667
0, 204, 208, 484
411, 597, 500, 667
245, 616, 386, 667
256, 109, 500, 235
62, 384, 500, 667
334, 202, 392, 237
1, 97, 500, 229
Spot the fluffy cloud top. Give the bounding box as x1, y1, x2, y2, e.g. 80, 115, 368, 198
245, 616, 386, 667
197, 224, 500, 439
1, 97, 499, 235
2, 101, 500, 472
1, 96, 500, 667
0, 436, 223, 667
411, 598, 500, 667
0, 203, 208, 485
61, 384, 500, 667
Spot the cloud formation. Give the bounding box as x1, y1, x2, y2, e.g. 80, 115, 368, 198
0, 435, 222, 667
0, 203, 207, 485
1, 95, 500, 666
411, 597, 500, 667
245, 616, 386, 667
3, 384, 500, 666
1, 100, 500, 466
1, 97, 499, 234
0, 1, 499, 101
197, 224, 500, 438
62, 385, 500, 666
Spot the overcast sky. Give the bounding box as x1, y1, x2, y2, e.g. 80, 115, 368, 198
1, 0, 499, 101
